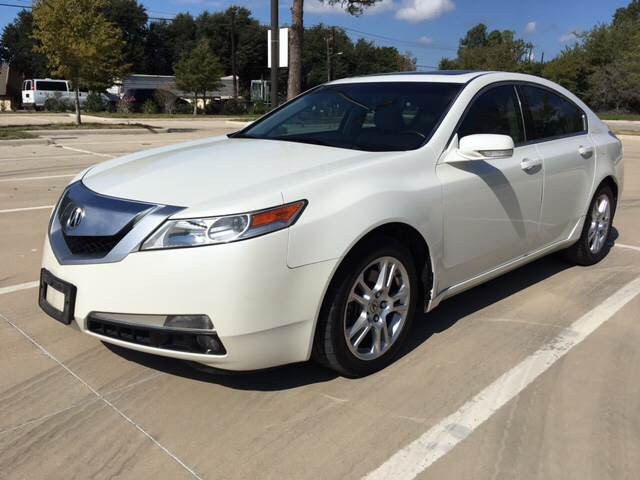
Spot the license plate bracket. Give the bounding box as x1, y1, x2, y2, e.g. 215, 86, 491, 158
39, 268, 77, 325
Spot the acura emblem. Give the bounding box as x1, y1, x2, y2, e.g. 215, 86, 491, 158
66, 206, 85, 229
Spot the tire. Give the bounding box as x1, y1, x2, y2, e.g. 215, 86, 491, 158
313, 236, 420, 377
563, 183, 616, 266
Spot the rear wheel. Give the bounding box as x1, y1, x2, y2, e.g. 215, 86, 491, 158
313, 237, 419, 377
563, 184, 615, 265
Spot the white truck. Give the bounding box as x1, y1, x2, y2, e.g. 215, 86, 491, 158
21, 78, 88, 109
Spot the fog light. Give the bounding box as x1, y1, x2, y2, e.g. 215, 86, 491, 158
163, 315, 213, 331
196, 334, 223, 354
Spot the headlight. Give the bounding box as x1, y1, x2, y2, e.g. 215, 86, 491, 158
140, 200, 307, 250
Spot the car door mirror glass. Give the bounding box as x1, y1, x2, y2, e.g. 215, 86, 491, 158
458, 134, 514, 160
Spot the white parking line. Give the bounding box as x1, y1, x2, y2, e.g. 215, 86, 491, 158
364, 276, 640, 480
0, 174, 74, 182
0, 281, 39, 296
616, 242, 640, 252
0, 205, 54, 214
51, 144, 114, 158
0, 312, 203, 480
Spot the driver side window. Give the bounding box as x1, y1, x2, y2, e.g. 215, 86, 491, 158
458, 85, 524, 145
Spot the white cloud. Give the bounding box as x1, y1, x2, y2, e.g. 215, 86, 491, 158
395, 0, 455, 23
305, 0, 396, 15
417, 35, 434, 45
559, 30, 581, 43
524, 21, 536, 34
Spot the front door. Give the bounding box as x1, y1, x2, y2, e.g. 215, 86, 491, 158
436, 84, 543, 289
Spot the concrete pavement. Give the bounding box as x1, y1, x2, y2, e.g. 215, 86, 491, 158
0, 130, 639, 480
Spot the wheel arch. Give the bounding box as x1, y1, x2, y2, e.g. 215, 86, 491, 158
309, 221, 435, 367
315, 221, 434, 327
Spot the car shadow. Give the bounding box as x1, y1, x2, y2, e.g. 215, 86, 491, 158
105, 243, 604, 391
399, 254, 573, 358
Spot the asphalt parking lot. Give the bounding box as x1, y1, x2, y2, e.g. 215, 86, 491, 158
1, 129, 639, 479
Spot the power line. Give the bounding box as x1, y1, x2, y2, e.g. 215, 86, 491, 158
337, 25, 458, 53
0, 2, 32, 8
0, 2, 454, 62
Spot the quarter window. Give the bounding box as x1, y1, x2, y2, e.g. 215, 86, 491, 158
519, 85, 585, 141
458, 85, 524, 144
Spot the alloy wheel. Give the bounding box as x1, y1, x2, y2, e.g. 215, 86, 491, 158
343, 256, 411, 361
587, 194, 611, 254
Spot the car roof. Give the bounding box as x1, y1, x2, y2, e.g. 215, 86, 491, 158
328, 71, 559, 86
329, 70, 489, 85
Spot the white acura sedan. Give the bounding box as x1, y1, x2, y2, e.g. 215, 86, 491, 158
40, 71, 623, 377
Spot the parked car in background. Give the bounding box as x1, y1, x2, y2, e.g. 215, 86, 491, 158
21, 79, 87, 109
21, 78, 115, 111
39, 71, 623, 377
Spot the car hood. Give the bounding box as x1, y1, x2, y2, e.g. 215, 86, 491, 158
82, 136, 377, 217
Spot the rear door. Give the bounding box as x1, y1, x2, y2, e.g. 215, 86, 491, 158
437, 84, 544, 287
22, 80, 33, 105
518, 84, 595, 245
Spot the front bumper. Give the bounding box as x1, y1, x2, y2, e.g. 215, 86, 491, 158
41, 230, 337, 370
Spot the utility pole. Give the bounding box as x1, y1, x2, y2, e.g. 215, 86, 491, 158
230, 7, 238, 99
326, 27, 336, 82
270, 0, 279, 108
326, 34, 331, 82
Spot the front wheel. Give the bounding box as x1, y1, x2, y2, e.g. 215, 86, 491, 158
313, 237, 419, 377
563, 184, 616, 265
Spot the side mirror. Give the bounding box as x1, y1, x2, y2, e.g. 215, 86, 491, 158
458, 134, 514, 160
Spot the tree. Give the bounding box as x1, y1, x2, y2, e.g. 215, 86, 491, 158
0, 11, 48, 79
287, 0, 382, 100
196, 7, 268, 97
32, 0, 126, 125
542, 0, 640, 112
174, 40, 224, 115
439, 23, 533, 71
287, 0, 304, 100
102, 0, 149, 71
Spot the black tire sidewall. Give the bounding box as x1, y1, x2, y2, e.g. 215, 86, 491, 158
325, 238, 420, 377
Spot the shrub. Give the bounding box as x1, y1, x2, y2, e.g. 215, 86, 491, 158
44, 96, 62, 112
174, 102, 193, 114
117, 96, 133, 114
142, 99, 159, 114
84, 92, 105, 112
154, 89, 177, 114
249, 101, 267, 115
204, 100, 222, 115
221, 98, 245, 115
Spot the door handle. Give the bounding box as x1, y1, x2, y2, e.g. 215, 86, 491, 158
578, 145, 594, 158
521, 157, 541, 172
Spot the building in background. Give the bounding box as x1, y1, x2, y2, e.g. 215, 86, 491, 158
0, 63, 23, 110
108, 74, 238, 104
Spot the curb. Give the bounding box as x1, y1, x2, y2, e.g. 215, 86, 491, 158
29, 127, 169, 137
1, 138, 53, 146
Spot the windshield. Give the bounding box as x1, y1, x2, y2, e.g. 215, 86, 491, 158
235, 82, 462, 152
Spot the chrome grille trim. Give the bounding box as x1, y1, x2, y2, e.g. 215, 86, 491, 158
49, 181, 184, 265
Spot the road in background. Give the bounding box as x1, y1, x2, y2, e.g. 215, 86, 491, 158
0, 130, 639, 480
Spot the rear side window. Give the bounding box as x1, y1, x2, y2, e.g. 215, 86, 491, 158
36, 81, 68, 92
458, 85, 524, 144
519, 85, 585, 141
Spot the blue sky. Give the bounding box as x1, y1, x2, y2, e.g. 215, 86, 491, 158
0, 0, 630, 68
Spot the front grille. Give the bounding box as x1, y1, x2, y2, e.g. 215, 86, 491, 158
63, 227, 132, 257
88, 317, 226, 355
